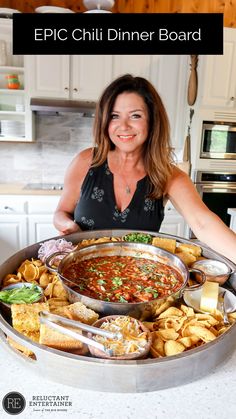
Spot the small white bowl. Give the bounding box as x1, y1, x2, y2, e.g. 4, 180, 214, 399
183, 286, 236, 314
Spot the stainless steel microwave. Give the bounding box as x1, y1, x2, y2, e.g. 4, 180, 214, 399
200, 121, 236, 159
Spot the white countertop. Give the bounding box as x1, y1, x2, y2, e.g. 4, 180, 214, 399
0, 343, 236, 419
0, 183, 62, 196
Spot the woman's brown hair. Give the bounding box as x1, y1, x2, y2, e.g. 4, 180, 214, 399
92, 74, 174, 199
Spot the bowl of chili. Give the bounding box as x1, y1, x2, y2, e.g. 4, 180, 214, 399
45, 242, 205, 318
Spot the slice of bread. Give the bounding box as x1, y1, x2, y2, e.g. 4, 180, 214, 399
64, 302, 99, 325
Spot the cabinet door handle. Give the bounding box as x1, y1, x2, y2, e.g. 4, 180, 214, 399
4, 206, 14, 211
64, 87, 69, 91
230, 96, 235, 101
73, 88, 78, 92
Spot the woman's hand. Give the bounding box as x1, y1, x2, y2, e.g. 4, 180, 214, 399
58, 220, 81, 236
53, 210, 81, 236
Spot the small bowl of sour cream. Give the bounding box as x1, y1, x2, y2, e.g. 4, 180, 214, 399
191, 259, 233, 285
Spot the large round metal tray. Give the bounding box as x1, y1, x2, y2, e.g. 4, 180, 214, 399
0, 229, 236, 393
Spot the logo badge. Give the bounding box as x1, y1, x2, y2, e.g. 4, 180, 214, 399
2, 392, 26, 415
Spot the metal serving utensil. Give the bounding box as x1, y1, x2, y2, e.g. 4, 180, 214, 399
39, 311, 122, 356
218, 291, 230, 326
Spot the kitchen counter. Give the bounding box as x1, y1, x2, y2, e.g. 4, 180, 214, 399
0, 183, 62, 196
0, 342, 236, 419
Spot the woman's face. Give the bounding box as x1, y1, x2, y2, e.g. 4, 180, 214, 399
108, 92, 149, 153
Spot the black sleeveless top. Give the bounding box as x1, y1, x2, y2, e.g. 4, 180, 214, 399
74, 160, 164, 232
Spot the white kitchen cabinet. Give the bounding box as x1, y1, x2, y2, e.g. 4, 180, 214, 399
27, 195, 60, 244
201, 28, 236, 109
160, 201, 187, 237
0, 195, 60, 264
0, 215, 27, 263
0, 18, 34, 142
25, 55, 112, 101
28, 215, 59, 245
25, 54, 153, 101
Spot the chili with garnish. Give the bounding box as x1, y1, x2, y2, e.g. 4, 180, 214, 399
62, 256, 183, 303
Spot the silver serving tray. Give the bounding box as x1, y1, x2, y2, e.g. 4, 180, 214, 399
0, 229, 236, 393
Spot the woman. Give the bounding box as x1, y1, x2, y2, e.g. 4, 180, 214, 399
53, 74, 236, 264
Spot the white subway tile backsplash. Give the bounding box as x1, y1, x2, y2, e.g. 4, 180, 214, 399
0, 113, 93, 184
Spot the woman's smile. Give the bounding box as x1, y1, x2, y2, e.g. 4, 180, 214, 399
117, 134, 136, 141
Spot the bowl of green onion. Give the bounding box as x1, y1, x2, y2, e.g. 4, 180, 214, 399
0, 283, 43, 308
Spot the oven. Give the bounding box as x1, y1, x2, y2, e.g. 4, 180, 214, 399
190, 171, 236, 238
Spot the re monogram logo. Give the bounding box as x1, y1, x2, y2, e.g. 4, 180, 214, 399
2, 392, 26, 415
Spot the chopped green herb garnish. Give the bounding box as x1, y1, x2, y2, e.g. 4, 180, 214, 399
123, 232, 152, 244
143, 287, 159, 298
119, 296, 128, 303
97, 279, 107, 285
112, 277, 123, 286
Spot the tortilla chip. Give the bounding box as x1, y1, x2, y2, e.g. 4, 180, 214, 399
150, 346, 163, 358
159, 307, 183, 318
188, 325, 216, 342
164, 340, 185, 356
177, 337, 192, 348
156, 328, 179, 341
180, 304, 195, 317
151, 334, 165, 356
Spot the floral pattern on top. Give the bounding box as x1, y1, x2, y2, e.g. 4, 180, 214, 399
113, 206, 130, 223
104, 163, 112, 176
144, 198, 155, 212
80, 216, 95, 230
91, 186, 104, 202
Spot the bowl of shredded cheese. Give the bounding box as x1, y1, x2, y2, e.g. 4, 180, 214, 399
88, 315, 152, 360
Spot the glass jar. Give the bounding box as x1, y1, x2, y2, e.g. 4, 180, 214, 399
6, 74, 20, 89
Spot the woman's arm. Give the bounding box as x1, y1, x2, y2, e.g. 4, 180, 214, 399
53, 148, 93, 235
166, 167, 236, 263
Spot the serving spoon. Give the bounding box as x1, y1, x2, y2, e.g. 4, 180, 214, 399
218, 291, 230, 326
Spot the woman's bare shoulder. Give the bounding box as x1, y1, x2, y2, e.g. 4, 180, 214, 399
66, 148, 93, 178
165, 165, 190, 192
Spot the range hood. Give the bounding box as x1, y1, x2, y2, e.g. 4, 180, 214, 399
30, 98, 96, 117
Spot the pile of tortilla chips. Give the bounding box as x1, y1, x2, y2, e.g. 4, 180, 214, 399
2, 258, 68, 302
143, 304, 236, 358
